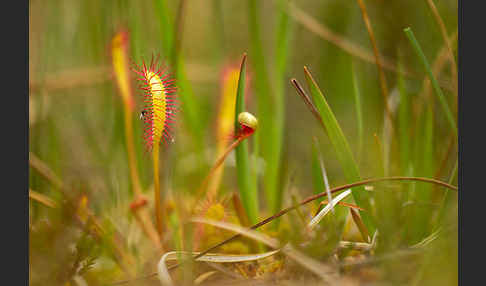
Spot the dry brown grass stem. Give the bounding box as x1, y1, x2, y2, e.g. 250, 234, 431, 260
29, 66, 111, 93
288, 2, 454, 92
29, 188, 58, 208
422, 31, 458, 101
356, 0, 394, 129
131, 204, 164, 251
288, 2, 406, 77
29, 64, 218, 95
291, 78, 325, 129
417, 30, 458, 126
434, 135, 455, 180
122, 101, 164, 251
29, 152, 64, 190
350, 208, 370, 243
198, 136, 246, 199
425, 0, 457, 94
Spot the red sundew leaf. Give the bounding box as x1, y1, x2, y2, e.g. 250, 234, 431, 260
131, 56, 179, 152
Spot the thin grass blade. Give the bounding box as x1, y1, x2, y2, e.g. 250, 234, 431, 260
404, 27, 457, 136
234, 54, 259, 224
351, 61, 364, 161
397, 54, 412, 176
311, 138, 325, 203
302, 66, 375, 238
308, 189, 352, 229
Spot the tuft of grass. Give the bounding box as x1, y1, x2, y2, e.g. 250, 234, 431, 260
301, 66, 376, 241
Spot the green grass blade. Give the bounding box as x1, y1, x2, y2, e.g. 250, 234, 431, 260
303, 66, 375, 239
153, 0, 173, 56
351, 61, 363, 162
410, 106, 435, 242
311, 139, 325, 203
404, 27, 457, 136
235, 54, 259, 225
247, 0, 281, 216
397, 53, 414, 217
397, 55, 411, 175
269, 0, 292, 215
153, 0, 202, 147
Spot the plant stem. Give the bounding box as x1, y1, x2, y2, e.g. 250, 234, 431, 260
153, 143, 164, 236
425, 0, 457, 94
123, 104, 142, 196
404, 27, 457, 136
29, 189, 58, 208
198, 136, 245, 198
356, 0, 394, 131
123, 102, 162, 250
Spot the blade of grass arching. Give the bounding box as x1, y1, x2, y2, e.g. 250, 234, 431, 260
351, 62, 364, 162
404, 27, 457, 137
303, 66, 375, 240
247, 0, 281, 217
234, 54, 259, 225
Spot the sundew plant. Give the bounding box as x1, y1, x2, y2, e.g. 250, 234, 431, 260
29, 0, 458, 285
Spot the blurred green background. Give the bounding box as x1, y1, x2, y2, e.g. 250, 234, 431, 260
29, 0, 457, 285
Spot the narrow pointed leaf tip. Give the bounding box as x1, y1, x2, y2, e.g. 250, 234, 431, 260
111, 29, 134, 109
132, 56, 178, 152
